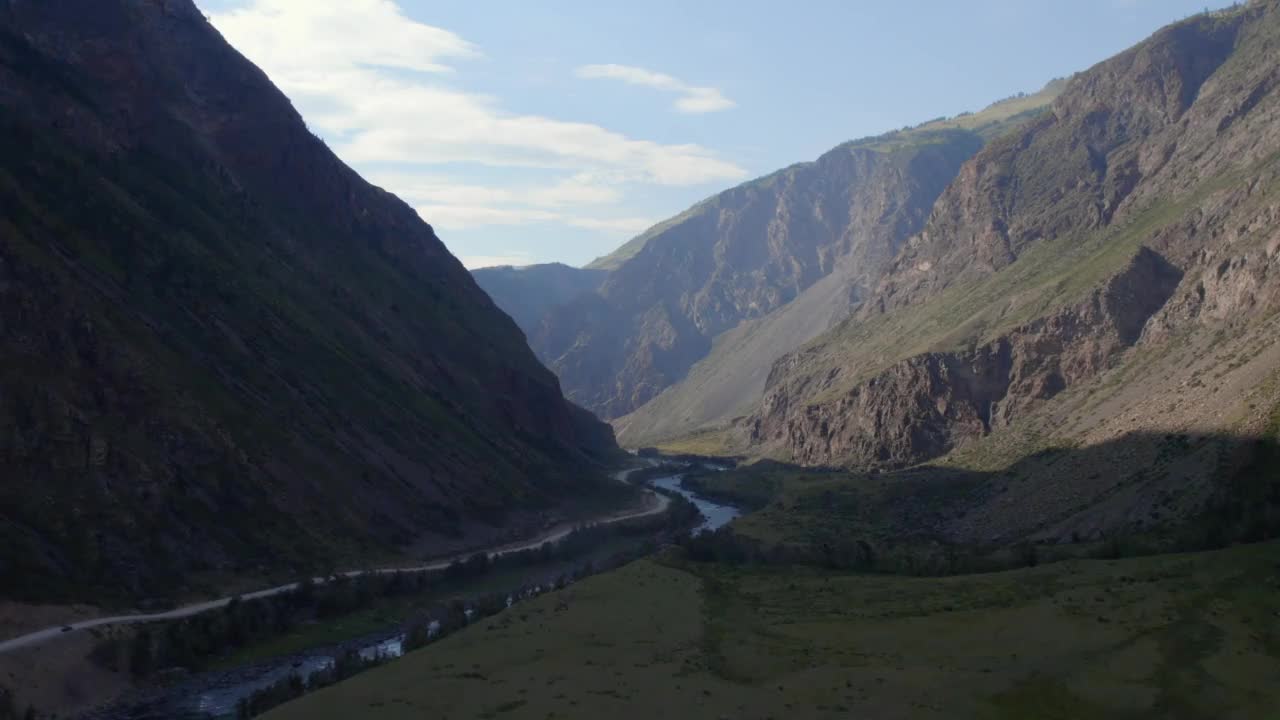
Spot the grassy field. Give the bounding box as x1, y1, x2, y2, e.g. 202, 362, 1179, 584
650, 427, 743, 457
265, 541, 1280, 720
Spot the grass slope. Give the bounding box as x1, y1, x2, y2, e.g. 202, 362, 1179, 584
266, 542, 1280, 720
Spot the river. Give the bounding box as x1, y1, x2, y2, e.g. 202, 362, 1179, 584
88, 467, 743, 719
647, 473, 740, 534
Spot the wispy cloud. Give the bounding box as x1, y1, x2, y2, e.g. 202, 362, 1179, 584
208, 1, 743, 258
210, 1, 746, 185
367, 172, 652, 234
415, 204, 653, 236
576, 63, 736, 114
368, 172, 622, 210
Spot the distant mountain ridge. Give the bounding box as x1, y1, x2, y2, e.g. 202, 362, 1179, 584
471, 263, 605, 338
527, 86, 1062, 424
0, 0, 617, 602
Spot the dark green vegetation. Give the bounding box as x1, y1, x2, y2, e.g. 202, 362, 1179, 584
264, 542, 1280, 720
682, 428, 1280, 574
0, 0, 618, 604
470, 263, 606, 339
0, 687, 29, 720
195, 503, 699, 718
89, 501, 698, 680
234, 650, 384, 720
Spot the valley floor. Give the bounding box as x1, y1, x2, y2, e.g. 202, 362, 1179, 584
265, 541, 1280, 720
0, 470, 667, 718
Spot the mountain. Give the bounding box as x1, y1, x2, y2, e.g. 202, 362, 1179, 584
0, 0, 618, 602
609, 87, 1064, 445
471, 263, 605, 338
749, 1, 1280, 478
534, 88, 1061, 423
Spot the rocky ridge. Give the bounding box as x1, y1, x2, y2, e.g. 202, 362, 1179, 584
536, 128, 995, 420
749, 1, 1280, 469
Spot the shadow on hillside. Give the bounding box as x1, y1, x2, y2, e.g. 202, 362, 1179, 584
677, 429, 1280, 575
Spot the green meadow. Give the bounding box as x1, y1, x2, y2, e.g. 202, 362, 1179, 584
266, 540, 1280, 720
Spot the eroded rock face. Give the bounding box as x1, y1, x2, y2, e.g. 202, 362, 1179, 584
1144, 186, 1280, 339
533, 132, 987, 419
749, 2, 1280, 469
752, 249, 1183, 466
870, 10, 1247, 315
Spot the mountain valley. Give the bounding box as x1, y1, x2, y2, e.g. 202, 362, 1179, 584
3, 1, 1280, 718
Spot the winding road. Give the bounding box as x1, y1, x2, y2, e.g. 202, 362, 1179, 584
0, 468, 667, 655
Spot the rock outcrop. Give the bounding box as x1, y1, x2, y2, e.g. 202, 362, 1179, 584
749, 1, 1280, 469
535, 130, 989, 419
870, 12, 1245, 314
753, 248, 1183, 466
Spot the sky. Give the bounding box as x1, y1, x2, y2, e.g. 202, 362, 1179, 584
196, 0, 1232, 269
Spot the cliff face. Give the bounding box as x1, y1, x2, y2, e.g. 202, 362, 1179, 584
535, 130, 988, 419
870, 13, 1245, 314
753, 249, 1184, 466
0, 0, 616, 601
751, 2, 1280, 468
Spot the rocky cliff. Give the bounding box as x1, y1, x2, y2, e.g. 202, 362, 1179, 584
608, 89, 1064, 446
751, 1, 1280, 468
753, 248, 1184, 466
535, 130, 989, 420
0, 0, 618, 601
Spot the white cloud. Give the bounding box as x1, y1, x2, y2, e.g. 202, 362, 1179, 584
369, 172, 622, 209
207, 0, 744, 264
576, 63, 735, 114
366, 171, 650, 233
213, 0, 477, 76
417, 205, 561, 229
564, 216, 654, 234
209, 1, 745, 187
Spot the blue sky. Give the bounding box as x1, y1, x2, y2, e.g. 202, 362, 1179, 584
197, 0, 1231, 268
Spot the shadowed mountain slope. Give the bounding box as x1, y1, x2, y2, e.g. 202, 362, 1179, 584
0, 0, 618, 602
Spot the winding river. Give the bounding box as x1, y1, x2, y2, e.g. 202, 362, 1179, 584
89, 467, 743, 719
648, 473, 741, 534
